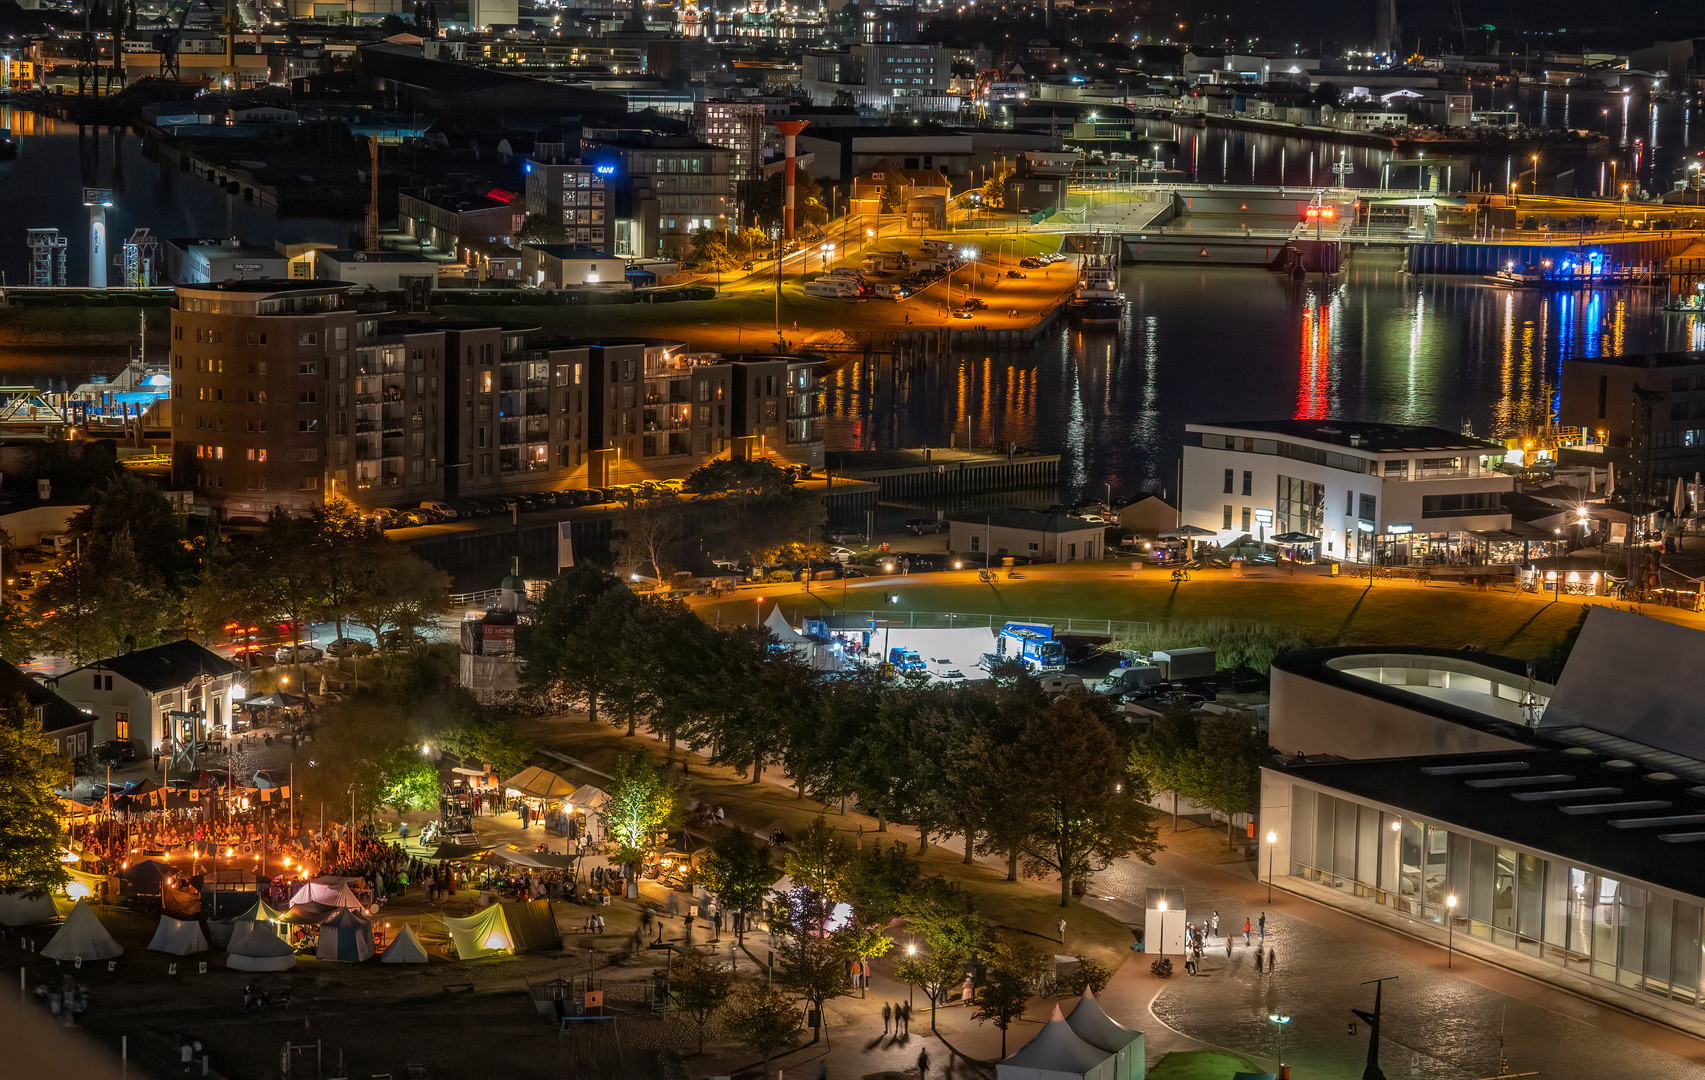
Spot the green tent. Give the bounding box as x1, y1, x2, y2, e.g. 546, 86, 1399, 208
445, 904, 513, 959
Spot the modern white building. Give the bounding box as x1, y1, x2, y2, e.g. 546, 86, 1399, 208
1262, 608, 1705, 1035
1180, 420, 1515, 564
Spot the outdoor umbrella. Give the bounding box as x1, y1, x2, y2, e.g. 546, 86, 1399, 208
1159, 524, 1216, 560
244, 692, 306, 710
1271, 532, 1318, 544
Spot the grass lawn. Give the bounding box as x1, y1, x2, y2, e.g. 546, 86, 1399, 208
524, 716, 1141, 971
1146, 1051, 1266, 1080
688, 564, 1705, 659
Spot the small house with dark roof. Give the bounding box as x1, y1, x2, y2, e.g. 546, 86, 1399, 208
0, 661, 94, 760
946, 508, 1105, 565
53, 640, 240, 756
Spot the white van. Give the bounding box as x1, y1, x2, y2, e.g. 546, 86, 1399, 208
920, 239, 954, 257
803, 277, 859, 298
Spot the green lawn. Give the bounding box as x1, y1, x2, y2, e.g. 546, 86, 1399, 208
691, 565, 1700, 659
1147, 1051, 1266, 1080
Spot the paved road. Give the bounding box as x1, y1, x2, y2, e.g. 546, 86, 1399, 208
1086, 851, 1705, 1079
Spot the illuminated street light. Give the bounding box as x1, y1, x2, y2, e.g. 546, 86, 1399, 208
1266, 830, 1278, 901
1446, 894, 1458, 967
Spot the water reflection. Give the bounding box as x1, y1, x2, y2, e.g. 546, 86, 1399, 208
823, 257, 1701, 501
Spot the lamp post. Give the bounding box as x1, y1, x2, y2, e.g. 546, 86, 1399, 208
1266, 830, 1277, 902
755, 596, 764, 628
1267, 1012, 1291, 1073
1446, 894, 1458, 967
1157, 900, 1169, 955
906, 943, 917, 1007
1390, 820, 1401, 907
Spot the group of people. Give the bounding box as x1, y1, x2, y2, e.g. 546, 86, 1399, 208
1180, 910, 1274, 976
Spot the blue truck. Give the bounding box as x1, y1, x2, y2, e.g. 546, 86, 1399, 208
996, 622, 1066, 673
887, 647, 926, 675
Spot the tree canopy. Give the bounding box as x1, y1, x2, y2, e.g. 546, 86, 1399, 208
0, 697, 73, 896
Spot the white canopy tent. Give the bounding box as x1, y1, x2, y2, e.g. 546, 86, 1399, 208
1064, 988, 1143, 1080
41, 901, 123, 962
998, 1005, 1120, 1080
568, 784, 609, 810
290, 878, 364, 910
147, 916, 209, 956
503, 766, 578, 800
226, 927, 297, 971
381, 922, 430, 964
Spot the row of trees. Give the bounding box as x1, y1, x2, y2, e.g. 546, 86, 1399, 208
10, 473, 450, 666
611, 458, 826, 581
523, 569, 1161, 906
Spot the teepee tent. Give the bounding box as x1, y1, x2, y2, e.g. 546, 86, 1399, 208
1064, 987, 1143, 1080
41, 900, 123, 961
445, 903, 513, 959
226, 927, 297, 971
380, 922, 430, 964
217, 897, 289, 949
0, 890, 58, 927
997, 1005, 1119, 1080
147, 915, 209, 956
317, 907, 375, 963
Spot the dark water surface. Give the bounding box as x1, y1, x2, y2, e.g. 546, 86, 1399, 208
821, 254, 1705, 503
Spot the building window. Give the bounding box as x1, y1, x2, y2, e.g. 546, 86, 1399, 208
92, 673, 112, 691
969, 535, 980, 552
1242, 507, 1252, 531
299, 333, 318, 347
298, 360, 319, 374
298, 390, 317, 404
1421, 491, 1503, 518
1223, 504, 1233, 529
299, 419, 318, 432
115, 713, 129, 741
1223, 468, 1233, 494
1242, 470, 1253, 497
299, 477, 318, 490
1359, 493, 1377, 521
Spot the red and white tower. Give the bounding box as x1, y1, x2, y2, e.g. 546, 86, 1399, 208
773, 120, 810, 241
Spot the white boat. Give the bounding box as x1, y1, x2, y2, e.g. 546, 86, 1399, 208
1066, 253, 1123, 323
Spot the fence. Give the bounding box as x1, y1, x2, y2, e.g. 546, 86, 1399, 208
799, 609, 1152, 638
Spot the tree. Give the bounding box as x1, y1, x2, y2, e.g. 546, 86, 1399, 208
1129, 705, 1201, 833
33, 525, 177, 663
979, 167, 1014, 211
345, 544, 452, 657
249, 507, 328, 666
896, 944, 964, 1033
751, 170, 828, 233
380, 759, 440, 821
772, 886, 852, 1047
671, 947, 737, 1054
973, 934, 1044, 1056
518, 212, 558, 244
1017, 692, 1160, 906
1192, 712, 1270, 846
879, 168, 911, 213
722, 983, 800, 1080
697, 828, 774, 940
604, 750, 684, 869
519, 565, 631, 725
783, 816, 850, 897
688, 227, 740, 272
612, 493, 688, 582
0, 593, 36, 665
0, 698, 72, 896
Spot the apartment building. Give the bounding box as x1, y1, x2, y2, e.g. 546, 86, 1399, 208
584, 137, 733, 258
523, 157, 613, 253
1180, 420, 1514, 565
697, 100, 768, 222
1560, 350, 1705, 489
801, 43, 953, 112
729, 356, 824, 470
448, 328, 592, 499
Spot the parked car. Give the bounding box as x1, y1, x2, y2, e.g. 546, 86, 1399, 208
952, 308, 975, 319
93, 740, 135, 765
253, 770, 280, 789
905, 518, 943, 535
274, 643, 323, 663
965, 297, 988, 310
380, 629, 429, 651
325, 637, 373, 658
1019, 257, 1043, 268
827, 546, 856, 564
1006, 270, 1027, 279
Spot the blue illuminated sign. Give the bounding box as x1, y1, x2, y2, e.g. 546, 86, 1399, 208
595, 164, 617, 176
524, 162, 532, 173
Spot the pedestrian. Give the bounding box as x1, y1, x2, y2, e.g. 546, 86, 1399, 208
1243, 918, 1251, 946
1057, 916, 1066, 943
1225, 935, 1232, 959
1258, 912, 1266, 941
1254, 949, 1263, 973
918, 1048, 930, 1080
683, 912, 695, 940
883, 1001, 892, 1035
1267, 946, 1275, 972
902, 1001, 911, 1034
818, 1061, 828, 1080
1183, 954, 1196, 976
1211, 911, 1219, 938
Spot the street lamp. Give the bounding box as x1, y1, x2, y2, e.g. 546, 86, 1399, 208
1446, 894, 1458, 967
1157, 900, 1169, 955
1266, 830, 1278, 902
1390, 820, 1401, 907
1267, 1013, 1292, 1072
755, 596, 764, 627
906, 943, 917, 1007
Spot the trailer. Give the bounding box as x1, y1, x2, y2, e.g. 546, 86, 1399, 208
1151, 647, 1215, 681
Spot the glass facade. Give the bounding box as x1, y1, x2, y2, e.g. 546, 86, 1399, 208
1289, 784, 1705, 1011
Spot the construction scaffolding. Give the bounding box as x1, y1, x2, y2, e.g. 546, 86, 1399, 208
26, 228, 67, 287
123, 228, 159, 288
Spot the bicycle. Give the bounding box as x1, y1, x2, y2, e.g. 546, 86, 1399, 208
1170, 568, 1191, 583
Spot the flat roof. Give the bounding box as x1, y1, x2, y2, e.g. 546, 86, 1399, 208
945, 508, 1104, 533
1190, 419, 1504, 453
1273, 646, 1544, 739
1276, 744, 1705, 901
319, 249, 435, 263
176, 280, 350, 295
1563, 350, 1705, 370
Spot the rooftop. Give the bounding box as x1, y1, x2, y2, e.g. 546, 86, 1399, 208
946, 508, 1104, 533
1190, 419, 1505, 453
176, 280, 350, 296
1274, 646, 1548, 738
1277, 744, 1705, 901
319, 249, 436, 264
1563, 350, 1705, 370
63, 640, 238, 695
